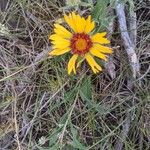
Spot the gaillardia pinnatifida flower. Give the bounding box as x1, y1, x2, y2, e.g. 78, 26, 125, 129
49, 12, 112, 74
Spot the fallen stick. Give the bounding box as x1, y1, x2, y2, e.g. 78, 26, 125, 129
114, 1, 139, 150
128, 8, 137, 47
115, 0, 140, 78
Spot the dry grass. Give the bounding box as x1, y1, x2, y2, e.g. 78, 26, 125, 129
0, 0, 150, 150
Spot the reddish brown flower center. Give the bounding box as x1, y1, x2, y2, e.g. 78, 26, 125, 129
70, 33, 93, 56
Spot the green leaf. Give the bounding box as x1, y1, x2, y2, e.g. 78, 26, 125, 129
64, 88, 77, 102
70, 124, 87, 150
92, 0, 110, 19
79, 76, 92, 101
47, 127, 63, 147
91, 0, 115, 32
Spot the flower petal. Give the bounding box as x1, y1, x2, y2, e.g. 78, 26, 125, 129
85, 53, 102, 73
53, 45, 70, 50
90, 48, 108, 61
84, 15, 95, 33
49, 34, 69, 41
91, 32, 110, 44
68, 54, 78, 75
64, 12, 86, 33
54, 24, 72, 39
75, 14, 86, 33
64, 12, 77, 32
92, 44, 113, 54
52, 38, 70, 49
49, 48, 70, 56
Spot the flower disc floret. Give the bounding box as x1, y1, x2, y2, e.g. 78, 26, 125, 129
70, 33, 93, 56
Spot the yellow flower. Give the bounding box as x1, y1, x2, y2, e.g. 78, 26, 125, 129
49, 12, 112, 75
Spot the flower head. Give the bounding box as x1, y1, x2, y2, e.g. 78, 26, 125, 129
49, 12, 112, 74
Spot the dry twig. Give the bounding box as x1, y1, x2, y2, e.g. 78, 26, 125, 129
114, 1, 139, 150
115, 0, 140, 79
